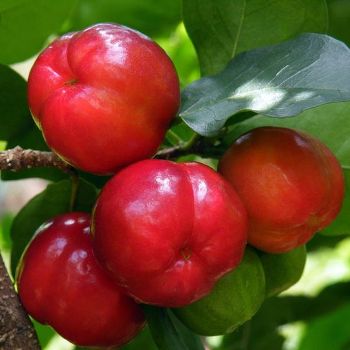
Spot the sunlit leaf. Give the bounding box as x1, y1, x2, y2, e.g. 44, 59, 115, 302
180, 34, 350, 136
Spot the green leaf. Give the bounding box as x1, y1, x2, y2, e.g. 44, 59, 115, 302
0, 214, 13, 252
327, 0, 350, 46
321, 170, 350, 236
0, 0, 77, 64
120, 327, 158, 350
0, 64, 30, 140
33, 321, 56, 349
183, 0, 328, 76
70, 0, 181, 38
156, 23, 200, 87
299, 302, 350, 350
143, 306, 204, 350
217, 281, 350, 350
10, 178, 98, 277
180, 34, 350, 136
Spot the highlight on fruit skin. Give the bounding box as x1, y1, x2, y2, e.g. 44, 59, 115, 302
16, 212, 145, 348
173, 248, 266, 336
92, 159, 248, 307
28, 23, 180, 175
219, 126, 345, 253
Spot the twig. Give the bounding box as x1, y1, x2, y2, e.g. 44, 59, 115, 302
0, 146, 72, 173
156, 134, 200, 159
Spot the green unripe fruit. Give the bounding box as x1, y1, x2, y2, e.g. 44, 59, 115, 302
259, 245, 307, 298
173, 248, 265, 336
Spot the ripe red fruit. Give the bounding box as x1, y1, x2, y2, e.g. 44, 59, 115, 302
17, 212, 145, 347
92, 159, 248, 307
219, 126, 344, 253
28, 23, 180, 174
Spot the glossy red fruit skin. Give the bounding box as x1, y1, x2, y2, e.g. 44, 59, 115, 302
28, 23, 180, 174
92, 159, 248, 307
17, 212, 145, 348
219, 126, 344, 253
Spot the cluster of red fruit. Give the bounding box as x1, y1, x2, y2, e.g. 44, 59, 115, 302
16, 23, 344, 348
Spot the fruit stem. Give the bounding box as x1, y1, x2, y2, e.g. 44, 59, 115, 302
156, 133, 200, 159
69, 173, 80, 211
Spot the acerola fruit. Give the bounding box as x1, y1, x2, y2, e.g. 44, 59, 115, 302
28, 23, 180, 174
219, 127, 344, 253
92, 159, 248, 307
259, 245, 307, 298
173, 248, 265, 336
17, 212, 145, 348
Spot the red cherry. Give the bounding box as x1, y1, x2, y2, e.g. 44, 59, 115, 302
28, 23, 180, 174
17, 212, 145, 347
92, 159, 248, 307
219, 127, 344, 253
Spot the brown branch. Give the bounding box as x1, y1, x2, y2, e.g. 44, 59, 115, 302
0, 255, 40, 350
0, 146, 72, 173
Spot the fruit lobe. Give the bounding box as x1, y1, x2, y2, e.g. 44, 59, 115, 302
28, 23, 180, 174
219, 127, 344, 253
17, 212, 145, 347
92, 159, 248, 307
260, 245, 307, 298
173, 248, 266, 336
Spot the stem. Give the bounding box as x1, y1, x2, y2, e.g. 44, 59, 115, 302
156, 134, 200, 159
69, 173, 80, 211
0, 254, 40, 350
0, 146, 72, 173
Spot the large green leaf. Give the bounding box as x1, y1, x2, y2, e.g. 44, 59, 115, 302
0, 0, 77, 64
143, 306, 204, 350
70, 0, 181, 38
0, 65, 30, 140
327, 0, 350, 46
183, 0, 328, 75
298, 302, 350, 350
322, 170, 350, 236
180, 34, 350, 136
10, 179, 98, 277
